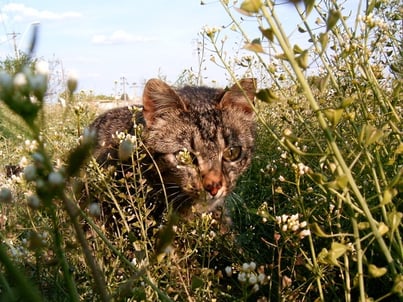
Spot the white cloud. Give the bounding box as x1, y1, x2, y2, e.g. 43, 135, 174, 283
2, 3, 82, 21
91, 30, 155, 45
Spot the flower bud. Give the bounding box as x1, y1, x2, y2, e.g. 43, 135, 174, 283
0, 188, 12, 203
89, 203, 101, 216
13, 72, 28, 88
225, 266, 232, 277
35, 61, 49, 75
48, 172, 64, 188
27, 194, 41, 209
67, 71, 78, 93
23, 165, 37, 181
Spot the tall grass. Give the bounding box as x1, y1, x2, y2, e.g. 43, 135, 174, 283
202, 0, 402, 300
0, 0, 401, 301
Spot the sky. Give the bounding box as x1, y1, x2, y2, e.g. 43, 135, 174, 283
0, 1, 360, 98
0, 0, 242, 97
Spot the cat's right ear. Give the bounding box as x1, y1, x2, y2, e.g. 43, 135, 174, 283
142, 79, 187, 127
218, 78, 256, 114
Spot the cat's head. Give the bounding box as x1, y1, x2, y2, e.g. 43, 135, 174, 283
141, 78, 256, 214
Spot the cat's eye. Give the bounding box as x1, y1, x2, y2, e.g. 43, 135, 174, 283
223, 146, 242, 162
175, 148, 198, 166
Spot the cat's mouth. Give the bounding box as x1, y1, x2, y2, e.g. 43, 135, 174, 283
190, 186, 227, 213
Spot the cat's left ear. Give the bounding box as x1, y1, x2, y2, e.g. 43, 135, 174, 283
218, 78, 256, 114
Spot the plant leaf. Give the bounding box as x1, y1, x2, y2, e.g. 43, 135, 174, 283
297, 25, 306, 33
244, 38, 265, 53
324, 108, 344, 126
259, 26, 274, 42
326, 9, 341, 31
304, 0, 315, 16
319, 32, 329, 52
256, 88, 278, 103
240, 0, 262, 13
191, 276, 204, 290
388, 211, 402, 234
296, 50, 309, 69
368, 264, 387, 278
360, 124, 384, 146
310, 222, 328, 237
293, 44, 304, 54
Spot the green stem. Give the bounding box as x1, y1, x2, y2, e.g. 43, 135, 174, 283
61, 193, 110, 302
48, 203, 80, 301
306, 228, 325, 301
351, 216, 366, 302
0, 242, 43, 301
76, 202, 173, 301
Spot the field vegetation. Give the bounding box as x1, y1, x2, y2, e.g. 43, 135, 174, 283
0, 0, 401, 301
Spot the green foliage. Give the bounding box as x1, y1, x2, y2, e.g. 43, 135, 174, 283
0, 1, 402, 301
202, 0, 402, 301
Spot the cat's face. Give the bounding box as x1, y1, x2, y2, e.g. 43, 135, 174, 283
141, 79, 256, 213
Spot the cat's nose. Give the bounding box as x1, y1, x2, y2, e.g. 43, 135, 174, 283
203, 171, 223, 196
204, 181, 222, 196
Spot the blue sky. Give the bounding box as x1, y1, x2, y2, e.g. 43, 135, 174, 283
0, 1, 359, 97
0, 0, 239, 96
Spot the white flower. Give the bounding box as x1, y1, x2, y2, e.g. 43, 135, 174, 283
19, 156, 29, 168
25, 140, 38, 152
248, 273, 257, 285
291, 224, 299, 232
238, 272, 247, 283
299, 229, 311, 239
89, 203, 101, 216
202, 25, 221, 38
283, 128, 292, 136
242, 263, 250, 272
27, 194, 40, 208
23, 165, 37, 181
35, 61, 49, 75
225, 266, 232, 277
13, 73, 27, 87
290, 214, 299, 222
0, 188, 12, 203
67, 70, 78, 92
48, 172, 64, 187
249, 261, 256, 271
258, 273, 267, 284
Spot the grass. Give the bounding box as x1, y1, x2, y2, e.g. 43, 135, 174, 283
0, 0, 402, 301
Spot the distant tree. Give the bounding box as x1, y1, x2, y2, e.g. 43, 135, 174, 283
0, 51, 36, 74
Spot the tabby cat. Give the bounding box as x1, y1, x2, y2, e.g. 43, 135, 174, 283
88, 78, 256, 218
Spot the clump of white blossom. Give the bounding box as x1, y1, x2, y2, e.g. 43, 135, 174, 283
358, 13, 389, 31
275, 213, 311, 239
225, 261, 269, 293
202, 25, 223, 41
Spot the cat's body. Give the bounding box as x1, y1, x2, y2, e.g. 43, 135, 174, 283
88, 78, 256, 218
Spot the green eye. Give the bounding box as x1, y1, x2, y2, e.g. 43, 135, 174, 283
223, 146, 242, 162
